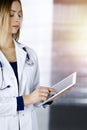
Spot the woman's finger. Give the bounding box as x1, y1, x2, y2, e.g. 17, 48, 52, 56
49, 88, 56, 92
39, 87, 50, 93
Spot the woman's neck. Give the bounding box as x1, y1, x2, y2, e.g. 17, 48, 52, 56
0, 35, 14, 49
0, 36, 16, 62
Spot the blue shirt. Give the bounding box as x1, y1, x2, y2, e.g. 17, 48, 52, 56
10, 62, 24, 111
10, 62, 19, 84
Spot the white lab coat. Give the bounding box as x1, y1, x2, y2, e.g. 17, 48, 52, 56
0, 40, 39, 130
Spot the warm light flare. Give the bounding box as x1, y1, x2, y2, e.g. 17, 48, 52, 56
73, 18, 87, 55
67, 5, 87, 56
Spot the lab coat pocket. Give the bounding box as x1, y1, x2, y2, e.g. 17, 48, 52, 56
0, 117, 6, 130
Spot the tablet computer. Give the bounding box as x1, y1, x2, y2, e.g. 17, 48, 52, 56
38, 72, 77, 107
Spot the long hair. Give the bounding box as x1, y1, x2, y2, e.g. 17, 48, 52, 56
0, 0, 22, 45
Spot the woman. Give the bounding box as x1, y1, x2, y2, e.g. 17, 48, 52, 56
0, 0, 55, 130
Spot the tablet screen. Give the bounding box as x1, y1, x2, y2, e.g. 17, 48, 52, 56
38, 72, 77, 107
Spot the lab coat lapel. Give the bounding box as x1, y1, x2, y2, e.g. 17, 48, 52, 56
14, 41, 27, 83
0, 51, 14, 74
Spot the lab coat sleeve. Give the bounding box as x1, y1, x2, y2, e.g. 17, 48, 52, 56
0, 96, 17, 116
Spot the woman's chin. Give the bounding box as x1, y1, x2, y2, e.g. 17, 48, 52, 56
12, 31, 18, 34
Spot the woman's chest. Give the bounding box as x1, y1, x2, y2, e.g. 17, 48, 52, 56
0, 62, 36, 96
1, 48, 16, 62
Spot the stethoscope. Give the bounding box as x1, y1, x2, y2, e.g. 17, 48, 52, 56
0, 61, 10, 90
0, 47, 34, 90
22, 47, 34, 66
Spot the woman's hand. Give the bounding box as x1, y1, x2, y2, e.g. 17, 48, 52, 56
23, 86, 56, 106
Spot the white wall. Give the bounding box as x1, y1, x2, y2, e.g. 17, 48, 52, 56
19, 1, 53, 130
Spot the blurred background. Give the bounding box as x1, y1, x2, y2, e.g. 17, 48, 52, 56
20, 0, 87, 130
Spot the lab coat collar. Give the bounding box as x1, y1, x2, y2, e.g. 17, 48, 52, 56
0, 40, 27, 87
14, 40, 27, 83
